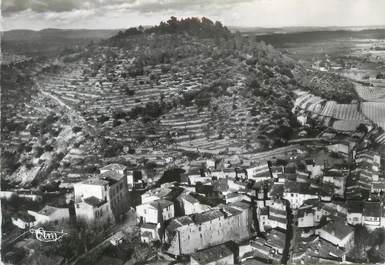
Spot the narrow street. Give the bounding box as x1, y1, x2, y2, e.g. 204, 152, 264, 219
282, 201, 294, 264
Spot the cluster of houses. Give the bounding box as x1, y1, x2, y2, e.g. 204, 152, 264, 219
6, 140, 385, 264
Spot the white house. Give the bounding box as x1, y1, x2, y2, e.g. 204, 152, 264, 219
28, 205, 70, 225
283, 182, 319, 209
177, 193, 210, 215
140, 223, 160, 243
136, 199, 174, 224
347, 201, 363, 226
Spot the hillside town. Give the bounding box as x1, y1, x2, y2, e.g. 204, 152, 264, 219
2, 17, 385, 265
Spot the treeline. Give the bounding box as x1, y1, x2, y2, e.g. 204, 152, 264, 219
111, 16, 231, 41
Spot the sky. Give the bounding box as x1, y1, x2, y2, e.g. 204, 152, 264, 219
2, 0, 385, 30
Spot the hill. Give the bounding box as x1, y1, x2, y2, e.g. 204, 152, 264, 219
1, 17, 358, 188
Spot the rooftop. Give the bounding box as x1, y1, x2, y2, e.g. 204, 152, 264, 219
38, 205, 66, 216
192, 209, 224, 224
190, 243, 233, 264
100, 163, 127, 172
83, 196, 106, 208
363, 201, 382, 217
149, 199, 173, 209
319, 219, 353, 240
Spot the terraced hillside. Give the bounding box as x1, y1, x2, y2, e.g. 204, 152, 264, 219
1, 17, 364, 188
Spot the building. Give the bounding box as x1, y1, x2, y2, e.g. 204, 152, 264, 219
363, 200, 382, 230
141, 185, 173, 204
165, 202, 250, 256
322, 168, 348, 198
347, 201, 363, 225
11, 213, 36, 229
283, 182, 318, 209
190, 243, 234, 265
265, 229, 286, 255
28, 205, 69, 225
136, 199, 174, 224
315, 219, 354, 250
246, 162, 271, 181
177, 193, 210, 216
257, 200, 287, 232
74, 167, 129, 225
140, 223, 160, 243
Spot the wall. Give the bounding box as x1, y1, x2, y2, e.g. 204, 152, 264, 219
136, 204, 158, 223
167, 209, 249, 255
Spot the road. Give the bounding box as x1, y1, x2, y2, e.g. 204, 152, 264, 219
71, 212, 138, 265
38, 88, 98, 137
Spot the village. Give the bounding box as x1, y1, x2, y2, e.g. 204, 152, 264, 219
2, 17, 385, 265
2, 123, 385, 264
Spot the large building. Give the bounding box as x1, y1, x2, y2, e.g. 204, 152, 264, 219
74, 165, 129, 225
165, 202, 250, 256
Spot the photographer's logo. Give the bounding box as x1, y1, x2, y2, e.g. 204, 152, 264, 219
29, 227, 68, 242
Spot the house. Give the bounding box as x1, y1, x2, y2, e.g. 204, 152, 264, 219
372, 181, 385, 193
315, 219, 354, 250
247, 162, 271, 181
257, 200, 287, 232
165, 202, 250, 256
322, 168, 347, 198
177, 193, 210, 216
305, 160, 323, 179
140, 223, 160, 243
136, 199, 174, 224
283, 181, 319, 209
141, 185, 172, 204
190, 243, 234, 265
75, 196, 113, 225
347, 201, 363, 225
265, 229, 286, 255
363, 200, 382, 230
99, 163, 127, 176
28, 205, 69, 225
297, 200, 338, 228
188, 169, 209, 185
293, 235, 347, 263
355, 150, 381, 172
206, 159, 216, 169
74, 168, 128, 225
11, 213, 36, 229
327, 142, 352, 157
239, 237, 279, 263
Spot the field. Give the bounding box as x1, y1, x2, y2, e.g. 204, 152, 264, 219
294, 91, 369, 131
361, 102, 385, 129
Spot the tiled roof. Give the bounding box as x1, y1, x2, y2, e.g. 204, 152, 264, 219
190, 244, 233, 264
192, 209, 224, 224
149, 199, 173, 209
363, 201, 382, 217
319, 219, 353, 240
83, 196, 106, 207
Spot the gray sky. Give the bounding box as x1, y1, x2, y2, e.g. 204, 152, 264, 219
2, 0, 385, 30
